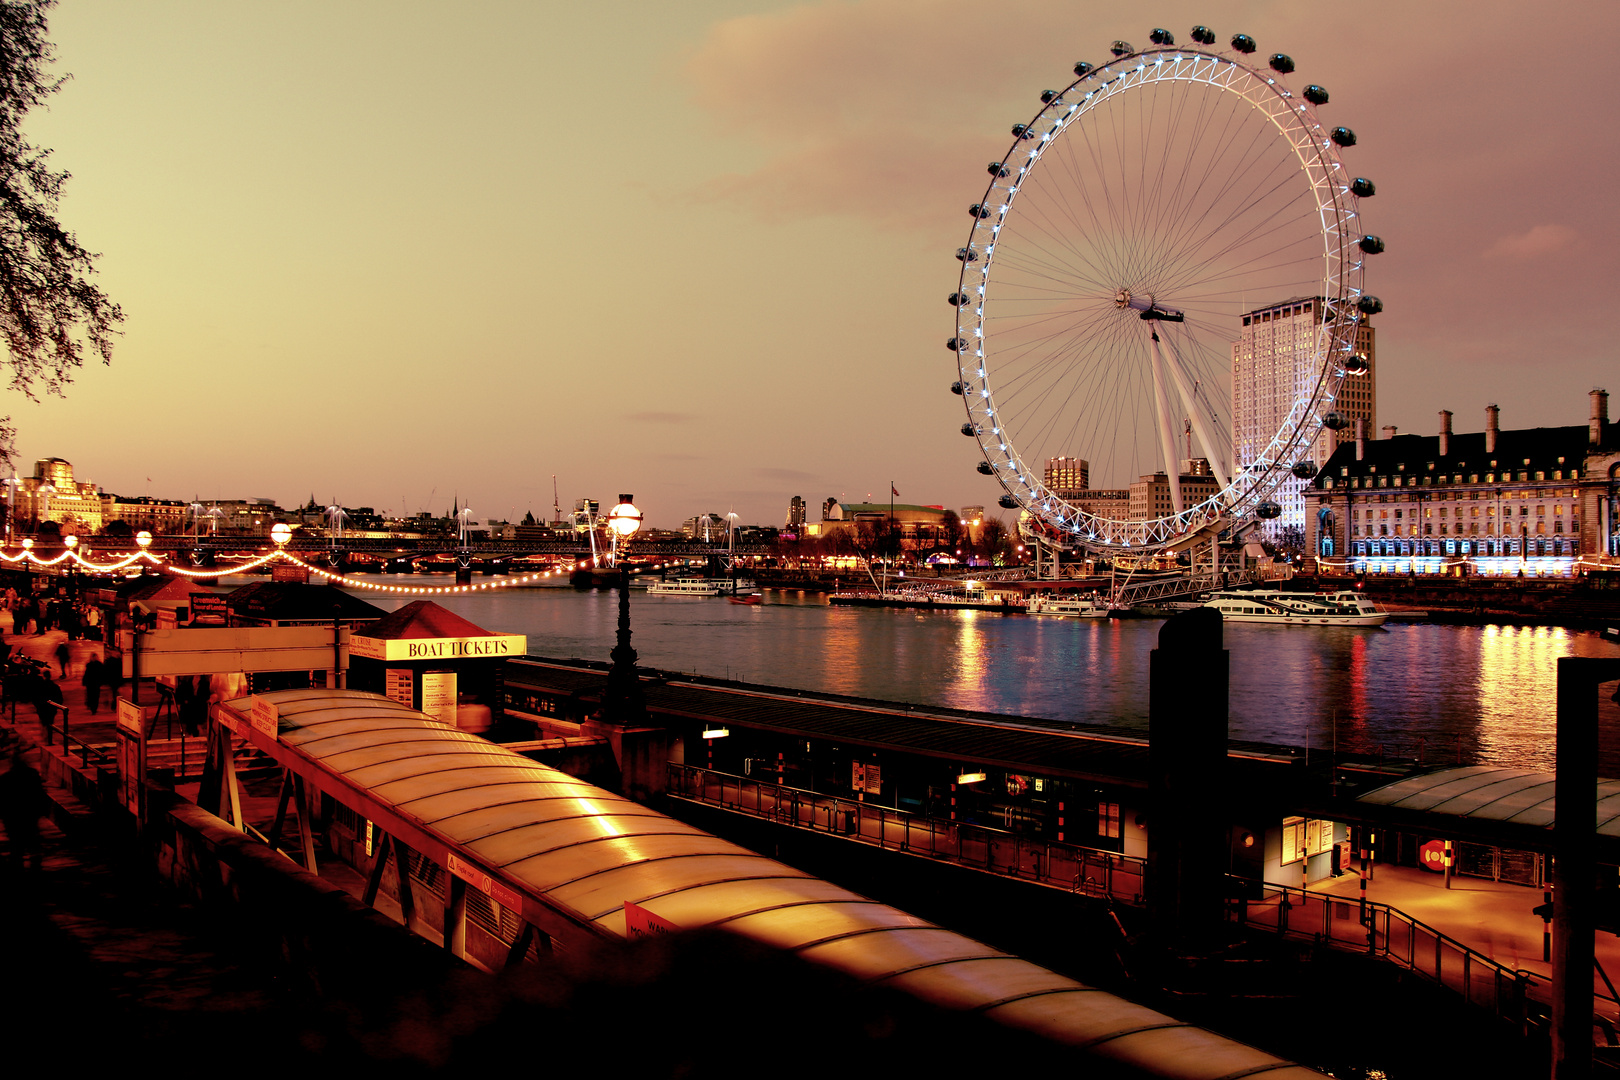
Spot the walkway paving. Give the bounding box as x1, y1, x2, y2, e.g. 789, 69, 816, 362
0, 742, 311, 1064
1309, 862, 1620, 992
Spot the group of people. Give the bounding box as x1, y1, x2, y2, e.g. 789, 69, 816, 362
1, 586, 102, 640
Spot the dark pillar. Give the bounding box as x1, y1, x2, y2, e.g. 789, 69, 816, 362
455, 548, 472, 586
1552, 657, 1620, 1079
1146, 606, 1229, 950
583, 565, 668, 802
600, 565, 646, 724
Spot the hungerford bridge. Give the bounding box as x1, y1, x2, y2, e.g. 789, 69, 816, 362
120, 534, 776, 560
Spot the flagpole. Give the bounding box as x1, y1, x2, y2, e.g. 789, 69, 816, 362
890, 482, 895, 572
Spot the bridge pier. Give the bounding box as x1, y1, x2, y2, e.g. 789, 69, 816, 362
455, 549, 472, 586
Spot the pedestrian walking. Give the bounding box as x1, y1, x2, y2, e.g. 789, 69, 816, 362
0, 750, 46, 872
53, 639, 69, 678
33, 678, 62, 730
81, 656, 102, 715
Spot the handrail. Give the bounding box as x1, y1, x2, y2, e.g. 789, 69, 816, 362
667, 763, 1145, 905
40, 708, 114, 770
1230, 877, 1620, 1039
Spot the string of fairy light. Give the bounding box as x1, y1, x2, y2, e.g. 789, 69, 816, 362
0, 539, 577, 594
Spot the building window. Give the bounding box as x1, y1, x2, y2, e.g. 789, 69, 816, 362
1099, 802, 1121, 839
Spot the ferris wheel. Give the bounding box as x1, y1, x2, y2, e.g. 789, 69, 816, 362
950, 27, 1381, 553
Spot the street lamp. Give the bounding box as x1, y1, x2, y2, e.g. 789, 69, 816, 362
271, 522, 293, 546
606, 496, 642, 567
602, 495, 645, 725
63, 534, 79, 597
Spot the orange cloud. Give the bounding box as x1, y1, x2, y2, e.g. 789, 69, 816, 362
1483, 224, 1580, 261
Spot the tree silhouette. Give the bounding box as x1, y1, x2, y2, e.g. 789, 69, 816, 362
0, 2, 123, 462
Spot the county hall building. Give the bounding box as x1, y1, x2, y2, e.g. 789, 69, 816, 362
1309, 391, 1620, 577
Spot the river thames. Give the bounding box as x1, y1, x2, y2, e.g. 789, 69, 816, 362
337, 578, 1620, 776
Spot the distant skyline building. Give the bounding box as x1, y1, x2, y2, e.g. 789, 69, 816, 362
1043, 456, 1089, 501
1232, 297, 1375, 544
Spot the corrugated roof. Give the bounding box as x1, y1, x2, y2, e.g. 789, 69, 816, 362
1358, 766, 1620, 836
224, 581, 387, 621
356, 599, 493, 639
223, 688, 1322, 1078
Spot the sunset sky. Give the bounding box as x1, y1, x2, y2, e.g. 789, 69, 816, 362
12, 0, 1616, 528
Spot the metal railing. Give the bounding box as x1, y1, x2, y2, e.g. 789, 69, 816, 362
39, 707, 114, 770
667, 764, 1144, 905
1229, 878, 1620, 1041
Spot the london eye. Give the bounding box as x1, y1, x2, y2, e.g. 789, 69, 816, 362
949, 27, 1380, 553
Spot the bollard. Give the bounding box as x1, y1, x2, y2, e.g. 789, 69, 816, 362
1146, 607, 1229, 951
1551, 656, 1620, 1080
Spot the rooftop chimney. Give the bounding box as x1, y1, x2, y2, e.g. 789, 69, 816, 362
1438, 410, 1452, 457
1592, 388, 1609, 447
1485, 404, 1499, 454
1381, 425, 1398, 440
1355, 417, 1367, 461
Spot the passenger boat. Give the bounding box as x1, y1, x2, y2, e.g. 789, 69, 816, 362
1026, 594, 1110, 618
1203, 589, 1387, 626
705, 577, 758, 594
646, 578, 721, 596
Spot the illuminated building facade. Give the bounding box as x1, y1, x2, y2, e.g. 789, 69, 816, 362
102, 495, 187, 534
1311, 392, 1620, 576
1233, 297, 1375, 545
1043, 457, 1089, 501
11, 457, 103, 533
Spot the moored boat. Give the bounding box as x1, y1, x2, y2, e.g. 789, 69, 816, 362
1204, 588, 1387, 626
1027, 594, 1110, 618
646, 578, 721, 596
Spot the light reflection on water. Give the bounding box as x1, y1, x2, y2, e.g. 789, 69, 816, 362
342, 579, 1620, 772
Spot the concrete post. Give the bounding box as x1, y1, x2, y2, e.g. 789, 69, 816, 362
1552, 657, 1620, 1079
1147, 607, 1229, 951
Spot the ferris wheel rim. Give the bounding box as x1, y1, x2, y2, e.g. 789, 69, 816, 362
953, 41, 1368, 553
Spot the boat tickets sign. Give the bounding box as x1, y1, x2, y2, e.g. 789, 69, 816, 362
350, 633, 527, 662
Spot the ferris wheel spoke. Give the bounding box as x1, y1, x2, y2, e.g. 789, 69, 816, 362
1152, 149, 1307, 296
1149, 115, 1300, 283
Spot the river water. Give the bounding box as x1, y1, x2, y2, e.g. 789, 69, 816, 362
336, 578, 1620, 775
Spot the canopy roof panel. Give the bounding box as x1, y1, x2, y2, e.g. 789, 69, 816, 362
1358, 766, 1620, 836
213, 687, 1316, 1077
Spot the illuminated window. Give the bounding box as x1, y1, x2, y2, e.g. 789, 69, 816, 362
1099, 802, 1121, 839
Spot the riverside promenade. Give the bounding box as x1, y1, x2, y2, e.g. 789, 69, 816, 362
0, 624, 1613, 1063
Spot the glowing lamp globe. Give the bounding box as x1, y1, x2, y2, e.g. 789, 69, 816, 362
271, 523, 293, 545
21, 537, 32, 550
606, 496, 642, 539
63, 535, 78, 549
135, 531, 152, 549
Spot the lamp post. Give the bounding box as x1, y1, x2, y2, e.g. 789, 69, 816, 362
63, 534, 79, 599
602, 495, 645, 724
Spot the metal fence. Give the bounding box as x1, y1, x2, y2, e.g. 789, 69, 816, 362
1230, 879, 1620, 1042
667, 764, 1144, 905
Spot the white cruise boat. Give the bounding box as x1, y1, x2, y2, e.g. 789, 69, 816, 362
703, 578, 758, 594
646, 578, 721, 596
1027, 594, 1110, 618
1204, 589, 1387, 626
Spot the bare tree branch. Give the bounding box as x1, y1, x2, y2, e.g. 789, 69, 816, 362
0, 1, 122, 464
